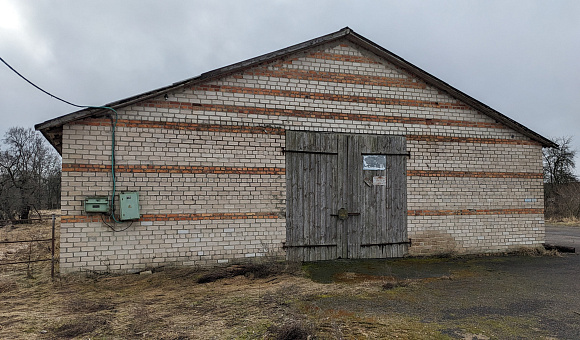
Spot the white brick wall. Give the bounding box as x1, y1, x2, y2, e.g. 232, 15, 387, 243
59, 39, 545, 272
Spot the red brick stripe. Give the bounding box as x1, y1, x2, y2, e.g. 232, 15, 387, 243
72, 118, 535, 146
193, 85, 473, 111
139, 101, 503, 130
307, 51, 382, 64
62, 163, 539, 179
408, 208, 543, 216
75, 119, 285, 135
62, 209, 542, 223
272, 51, 381, 67
245, 68, 426, 89
61, 212, 281, 223
407, 170, 543, 179
62, 163, 285, 175
407, 135, 540, 146
140, 212, 280, 221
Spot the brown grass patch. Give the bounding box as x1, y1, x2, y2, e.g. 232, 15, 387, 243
64, 296, 116, 314
381, 278, 413, 290
0, 211, 60, 280
0, 214, 562, 339
545, 217, 580, 227
267, 320, 314, 340
509, 246, 561, 257
51, 314, 111, 338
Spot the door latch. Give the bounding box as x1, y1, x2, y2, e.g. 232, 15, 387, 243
331, 208, 361, 220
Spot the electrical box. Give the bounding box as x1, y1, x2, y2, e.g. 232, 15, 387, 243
85, 197, 109, 213
119, 191, 140, 220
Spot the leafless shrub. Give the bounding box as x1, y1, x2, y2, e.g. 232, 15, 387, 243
509, 246, 561, 257
268, 320, 314, 340
545, 182, 580, 220
51, 315, 110, 338
381, 278, 412, 290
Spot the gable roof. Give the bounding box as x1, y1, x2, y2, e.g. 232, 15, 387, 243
35, 27, 557, 153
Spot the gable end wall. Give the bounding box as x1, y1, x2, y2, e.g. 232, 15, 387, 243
59, 40, 544, 272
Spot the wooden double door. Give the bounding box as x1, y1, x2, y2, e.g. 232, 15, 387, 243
285, 131, 408, 261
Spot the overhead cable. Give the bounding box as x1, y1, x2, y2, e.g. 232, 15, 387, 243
0, 56, 85, 108
1, 56, 126, 226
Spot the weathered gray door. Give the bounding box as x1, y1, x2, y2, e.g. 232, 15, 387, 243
285, 131, 408, 261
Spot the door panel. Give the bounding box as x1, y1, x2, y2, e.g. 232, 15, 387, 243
286, 133, 339, 261
359, 134, 408, 258
286, 131, 408, 261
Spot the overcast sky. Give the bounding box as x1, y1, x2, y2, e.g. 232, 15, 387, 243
1, 1, 579, 170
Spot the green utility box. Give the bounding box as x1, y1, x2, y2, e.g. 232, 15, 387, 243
85, 197, 109, 213
120, 191, 140, 220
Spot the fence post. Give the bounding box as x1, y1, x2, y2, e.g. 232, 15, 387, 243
51, 214, 55, 280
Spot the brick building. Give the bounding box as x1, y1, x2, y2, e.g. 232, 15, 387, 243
36, 28, 555, 273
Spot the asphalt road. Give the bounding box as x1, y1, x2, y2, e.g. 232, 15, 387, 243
545, 224, 580, 252
303, 226, 580, 339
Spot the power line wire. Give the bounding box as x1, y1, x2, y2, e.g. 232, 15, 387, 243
0, 56, 85, 108
1, 56, 129, 226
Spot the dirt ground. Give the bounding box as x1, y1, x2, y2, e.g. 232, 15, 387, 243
2, 219, 580, 339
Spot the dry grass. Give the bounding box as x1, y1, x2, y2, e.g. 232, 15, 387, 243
508, 246, 562, 257
0, 216, 382, 338
0, 257, 448, 339
545, 216, 580, 227
0, 211, 60, 279
0, 216, 563, 339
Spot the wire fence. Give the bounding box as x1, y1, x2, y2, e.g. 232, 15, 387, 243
0, 214, 58, 279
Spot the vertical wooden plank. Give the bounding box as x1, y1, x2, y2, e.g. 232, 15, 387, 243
305, 152, 314, 262
336, 134, 347, 259
295, 151, 304, 259
286, 150, 294, 260
388, 137, 407, 257
287, 151, 294, 261
361, 143, 370, 257
314, 152, 321, 261
388, 147, 397, 256
321, 151, 329, 260
293, 152, 304, 261
286, 134, 302, 261
313, 151, 321, 261
347, 134, 361, 259
330, 148, 337, 259
400, 137, 408, 256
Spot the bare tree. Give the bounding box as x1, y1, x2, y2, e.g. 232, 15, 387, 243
543, 136, 577, 185
0, 127, 61, 220
543, 136, 580, 220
